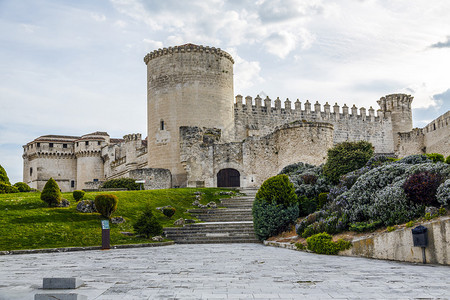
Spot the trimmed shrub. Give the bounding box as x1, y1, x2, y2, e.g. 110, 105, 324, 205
101, 178, 140, 190
133, 206, 163, 238
255, 174, 297, 207
40, 178, 62, 206
13, 182, 31, 192
426, 153, 445, 163
252, 198, 299, 241
162, 207, 176, 218
436, 179, 450, 207
0, 164, 10, 185
73, 190, 85, 201
402, 171, 442, 207
323, 141, 374, 184
94, 194, 118, 219
0, 182, 19, 194
446, 155, 450, 164
306, 232, 351, 255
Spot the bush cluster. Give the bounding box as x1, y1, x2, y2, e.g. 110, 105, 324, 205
133, 206, 163, 238
13, 182, 31, 192
296, 210, 348, 238
306, 233, 351, 255
40, 178, 62, 206
0, 165, 10, 185
323, 141, 374, 184
446, 155, 450, 164
101, 178, 140, 190
0, 182, 19, 194
73, 190, 85, 201
94, 194, 118, 218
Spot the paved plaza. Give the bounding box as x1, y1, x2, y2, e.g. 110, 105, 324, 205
0, 243, 448, 299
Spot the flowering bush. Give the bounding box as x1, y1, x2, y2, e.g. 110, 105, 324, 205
280, 162, 332, 200
393, 154, 431, 165
436, 179, 450, 207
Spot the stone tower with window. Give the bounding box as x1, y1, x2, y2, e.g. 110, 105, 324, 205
144, 44, 235, 187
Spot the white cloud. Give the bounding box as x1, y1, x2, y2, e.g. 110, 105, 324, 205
227, 48, 264, 92
143, 39, 163, 50
91, 13, 106, 22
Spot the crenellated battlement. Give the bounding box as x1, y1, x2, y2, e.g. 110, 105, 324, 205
143, 43, 234, 65
123, 133, 142, 142
234, 94, 387, 122
423, 110, 450, 134
377, 94, 413, 112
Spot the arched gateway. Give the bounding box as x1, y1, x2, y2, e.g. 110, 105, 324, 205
217, 169, 240, 187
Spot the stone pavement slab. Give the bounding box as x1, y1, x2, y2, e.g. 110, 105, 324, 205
0, 244, 448, 299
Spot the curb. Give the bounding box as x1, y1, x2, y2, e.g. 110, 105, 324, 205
263, 240, 298, 250
0, 241, 175, 255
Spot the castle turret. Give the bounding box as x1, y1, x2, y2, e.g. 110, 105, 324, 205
377, 94, 413, 151
74, 132, 108, 189
144, 44, 235, 187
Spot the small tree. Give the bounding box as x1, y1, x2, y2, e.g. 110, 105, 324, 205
40, 178, 62, 206
323, 141, 374, 184
133, 206, 163, 238
73, 190, 85, 201
94, 194, 118, 219
0, 164, 10, 185
402, 171, 442, 207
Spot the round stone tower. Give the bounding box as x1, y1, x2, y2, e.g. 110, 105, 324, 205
144, 44, 235, 187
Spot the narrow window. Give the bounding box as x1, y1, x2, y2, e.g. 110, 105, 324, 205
160, 120, 165, 130
93, 178, 98, 182
49, 143, 54, 148
71, 180, 75, 188
63, 144, 67, 148
85, 141, 89, 146
37, 143, 40, 147
30, 168, 33, 176
98, 141, 101, 146
76, 142, 79, 146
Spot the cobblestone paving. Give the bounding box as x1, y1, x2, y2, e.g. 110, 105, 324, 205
0, 244, 448, 299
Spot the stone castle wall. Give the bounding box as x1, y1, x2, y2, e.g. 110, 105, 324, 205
180, 121, 333, 188
234, 95, 395, 154
397, 111, 450, 157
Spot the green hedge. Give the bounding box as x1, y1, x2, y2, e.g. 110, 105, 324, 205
72, 190, 85, 201
101, 178, 140, 190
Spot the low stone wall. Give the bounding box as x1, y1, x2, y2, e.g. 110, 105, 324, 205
340, 217, 449, 265
129, 168, 172, 190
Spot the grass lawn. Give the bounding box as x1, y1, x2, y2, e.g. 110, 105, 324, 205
0, 188, 236, 251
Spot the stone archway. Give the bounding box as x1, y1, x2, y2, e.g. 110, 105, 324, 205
217, 168, 240, 187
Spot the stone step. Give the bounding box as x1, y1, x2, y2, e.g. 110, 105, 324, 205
171, 237, 260, 244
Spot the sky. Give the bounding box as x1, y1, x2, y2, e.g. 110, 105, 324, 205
1, 0, 449, 184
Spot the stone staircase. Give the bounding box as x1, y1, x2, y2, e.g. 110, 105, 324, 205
163, 188, 260, 244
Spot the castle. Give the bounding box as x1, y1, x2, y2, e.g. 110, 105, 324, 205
23, 44, 450, 192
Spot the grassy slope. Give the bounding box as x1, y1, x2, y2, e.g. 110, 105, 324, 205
0, 188, 234, 251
